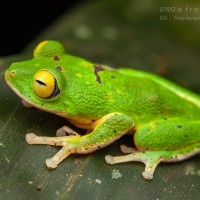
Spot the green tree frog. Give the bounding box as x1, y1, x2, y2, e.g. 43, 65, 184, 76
5, 40, 200, 180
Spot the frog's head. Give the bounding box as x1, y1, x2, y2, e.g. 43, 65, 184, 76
5, 40, 92, 118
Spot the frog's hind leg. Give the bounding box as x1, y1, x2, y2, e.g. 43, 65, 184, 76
105, 144, 200, 180
105, 149, 163, 180
106, 120, 200, 180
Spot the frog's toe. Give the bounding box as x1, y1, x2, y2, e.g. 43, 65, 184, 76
142, 170, 153, 180
56, 129, 66, 137
56, 126, 81, 137
26, 133, 37, 144
46, 158, 58, 169
105, 155, 114, 164
120, 145, 138, 154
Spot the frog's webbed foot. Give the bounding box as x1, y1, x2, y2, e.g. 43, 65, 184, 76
26, 113, 134, 169
105, 148, 162, 180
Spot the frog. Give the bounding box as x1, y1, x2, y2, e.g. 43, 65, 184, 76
5, 40, 200, 180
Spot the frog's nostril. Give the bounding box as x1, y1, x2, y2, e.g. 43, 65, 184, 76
10, 70, 15, 77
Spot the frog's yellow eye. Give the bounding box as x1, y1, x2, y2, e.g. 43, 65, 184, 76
33, 70, 60, 99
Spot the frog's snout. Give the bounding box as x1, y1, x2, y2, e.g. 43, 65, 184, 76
5, 67, 17, 87
7, 69, 15, 77
5, 69, 9, 80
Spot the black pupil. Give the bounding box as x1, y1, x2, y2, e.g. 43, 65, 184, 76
36, 80, 46, 86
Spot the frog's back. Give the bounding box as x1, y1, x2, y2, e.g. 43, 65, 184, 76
105, 67, 200, 122
118, 68, 200, 107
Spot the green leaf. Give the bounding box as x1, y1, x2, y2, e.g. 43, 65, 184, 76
1, 0, 200, 199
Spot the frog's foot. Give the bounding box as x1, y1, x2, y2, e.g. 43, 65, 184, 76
26, 113, 134, 169
106, 143, 200, 180
56, 126, 81, 137
26, 133, 82, 169
105, 150, 163, 180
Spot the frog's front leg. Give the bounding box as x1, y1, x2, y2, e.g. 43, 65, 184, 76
26, 113, 134, 169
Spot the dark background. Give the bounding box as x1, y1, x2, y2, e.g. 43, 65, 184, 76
0, 0, 83, 56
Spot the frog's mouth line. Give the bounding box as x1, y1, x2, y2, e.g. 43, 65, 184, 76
5, 78, 68, 118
